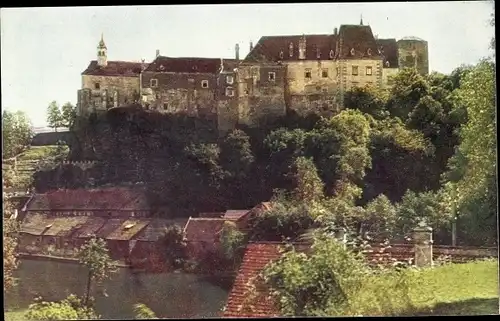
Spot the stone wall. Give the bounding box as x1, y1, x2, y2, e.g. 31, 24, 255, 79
397, 39, 429, 75
141, 72, 218, 119
80, 75, 141, 115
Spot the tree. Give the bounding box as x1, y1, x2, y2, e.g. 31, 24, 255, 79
77, 237, 116, 306
46, 101, 63, 132
344, 85, 389, 120
25, 294, 99, 321
133, 303, 157, 319
219, 129, 255, 179
3, 204, 20, 293
290, 156, 324, 204
2, 110, 34, 158
160, 225, 188, 269
61, 102, 77, 129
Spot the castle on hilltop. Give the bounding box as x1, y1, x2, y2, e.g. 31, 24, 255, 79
77, 20, 429, 133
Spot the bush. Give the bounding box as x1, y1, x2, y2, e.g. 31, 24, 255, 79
219, 221, 246, 262
133, 303, 157, 319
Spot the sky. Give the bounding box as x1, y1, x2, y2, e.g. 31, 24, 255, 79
1, 2, 495, 127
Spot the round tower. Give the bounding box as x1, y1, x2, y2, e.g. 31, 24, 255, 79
97, 33, 108, 67
397, 36, 429, 75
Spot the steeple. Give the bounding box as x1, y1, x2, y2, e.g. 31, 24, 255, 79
360, 15, 363, 26
97, 33, 108, 67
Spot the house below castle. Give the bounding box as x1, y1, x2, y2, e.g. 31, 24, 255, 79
77, 21, 429, 133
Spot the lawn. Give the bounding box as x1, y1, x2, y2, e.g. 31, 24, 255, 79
16, 145, 68, 161
349, 259, 499, 316
4, 309, 27, 321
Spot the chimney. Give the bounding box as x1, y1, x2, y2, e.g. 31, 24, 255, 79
249, 41, 254, 52
156, 49, 160, 58
235, 43, 240, 61
334, 27, 338, 35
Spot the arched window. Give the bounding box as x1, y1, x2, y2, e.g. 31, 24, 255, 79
289, 42, 294, 57
329, 50, 334, 59
279, 50, 284, 59
350, 48, 355, 56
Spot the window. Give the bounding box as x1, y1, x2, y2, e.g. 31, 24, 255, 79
367, 48, 372, 56
268, 72, 276, 82
225, 87, 235, 97
150, 79, 158, 88
201, 80, 209, 88
352, 66, 359, 76
94, 83, 100, 90
385, 61, 390, 68
329, 50, 334, 59
289, 42, 294, 57
322, 69, 328, 78
305, 69, 312, 79
279, 51, 284, 59
163, 103, 168, 110
226, 75, 234, 84
366, 66, 373, 76
350, 48, 355, 56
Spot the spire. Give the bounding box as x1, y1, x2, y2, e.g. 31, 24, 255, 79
97, 33, 108, 67
98, 33, 107, 49
360, 15, 363, 25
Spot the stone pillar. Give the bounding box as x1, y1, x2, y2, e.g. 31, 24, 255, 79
413, 221, 433, 267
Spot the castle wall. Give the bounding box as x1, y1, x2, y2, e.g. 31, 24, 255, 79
141, 72, 218, 119
80, 75, 140, 114
234, 63, 286, 127
216, 72, 239, 133
397, 39, 429, 75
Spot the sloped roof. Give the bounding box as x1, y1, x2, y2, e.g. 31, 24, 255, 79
144, 56, 223, 73
183, 218, 225, 242
376, 38, 399, 68
246, 34, 338, 62
20, 213, 55, 236
72, 217, 106, 239
26, 187, 150, 212
338, 24, 382, 59
95, 218, 127, 239
223, 210, 251, 221
106, 219, 150, 241
223, 242, 284, 317
43, 216, 90, 237
135, 218, 189, 242
82, 60, 144, 77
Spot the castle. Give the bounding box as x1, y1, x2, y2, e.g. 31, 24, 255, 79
77, 20, 429, 133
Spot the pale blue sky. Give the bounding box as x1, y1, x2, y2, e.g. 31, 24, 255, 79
1, 2, 494, 127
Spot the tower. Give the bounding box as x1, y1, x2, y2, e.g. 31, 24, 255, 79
97, 33, 107, 67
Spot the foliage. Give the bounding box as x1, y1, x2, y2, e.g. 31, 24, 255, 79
219, 129, 255, 179
61, 102, 77, 129
290, 156, 324, 204
77, 237, 117, 305
24, 294, 99, 320
160, 225, 188, 269
360, 194, 398, 239
46, 101, 64, 132
219, 221, 247, 262
2, 110, 34, 159
3, 204, 20, 293
133, 303, 157, 319
387, 68, 430, 121
344, 84, 390, 119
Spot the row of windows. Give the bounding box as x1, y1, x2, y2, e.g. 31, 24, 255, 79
150, 78, 211, 89
302, 66, 373, 79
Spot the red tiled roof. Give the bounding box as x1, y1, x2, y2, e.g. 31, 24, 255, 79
144, 56, 222, 73
223, 242, 284, 317
26, 187, 150, 212
82, 60, 144, 77
246, 34, 338, 62
183, 218, 226, 242
223, 210, 251, 221
376, 38, 399, 68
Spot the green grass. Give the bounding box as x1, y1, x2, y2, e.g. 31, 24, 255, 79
16, 145, 68, 161
4, 309, 28, 321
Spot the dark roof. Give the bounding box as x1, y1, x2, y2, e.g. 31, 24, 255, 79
95, 219, 127, 238
73, 217, 107, 239
144, 56, 223, 73
20, 213, 55, 236
106, 219, 150, 241
338, 24, 382, 59
43, 216, 89, 237
223, 210, 251, 221
135, 218, 189, 242
82, 60, 144, 77
376, 38, 399, 68
223, 242, 284, 317
183, 218, 225, 242
26, 187, 150, 212
246, 34, 338, 62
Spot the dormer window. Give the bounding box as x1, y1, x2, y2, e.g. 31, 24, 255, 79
385, 61, 390, 68
201, 80, 209, 88
329, 50, 334, 59
289, 42, 294, 57
367, 48, 372, 56
279, 51, 284, 59
226, 75, 234, 84
316, 48, 321, 59
350, 48, 355, 56
159, 65, 165, 71
150, 79, 158, 88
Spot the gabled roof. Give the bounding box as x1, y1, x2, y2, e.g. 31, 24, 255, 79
43, 216, 89, 237
82, 60, 144, 77
183, 217, 226, 242
26, 187, 150, 212
20, 213, 55, 236
95, 218, 127, 239
223, 242, 284, 317
338, 24, 382, 59
134, 218, 189, 242
376, 38, 399, 68
223, 210, 251, 221
246, 34, 338, 62
106, 219, 150, 241
144, 56, 223, 74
